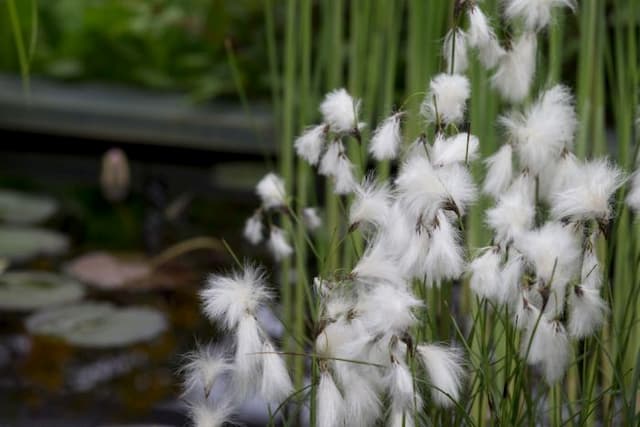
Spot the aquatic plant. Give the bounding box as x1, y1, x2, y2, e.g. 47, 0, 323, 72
182, 0, 640, 426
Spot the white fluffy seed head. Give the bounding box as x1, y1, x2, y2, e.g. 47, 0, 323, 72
267, 226, 293, 261
187, 400, 233, 427
467, 6, 506, 68
469, 247, 502, 302
259, 340, 293, 404
200, 265, 271, 330
234, 315, 264, 396
522, 317, 571, 384
315, 317, 367, 361
320, 88, 360, 134
320, 141, 357, 194
538, 151, 581, 203
501, 84, 577, 174
181, 344, 231, 398
396, 155, 448, 221
349, 177, 392, 230
436, 163, 478, 215
626, 171, 640, 213
369, 112, 403, 160
430, 132, 479, 166
417, 344, 465, 407
467, 6, 493, 48
340, 367, 383, 427
385, 358, 416, 411
256, 173, 286, 209
303, 207, 323, 230
443, 29, 469, 74
243, 213, 263, 245
319, 140, 343, 177
491, 32, 537, 103
485, 173, 536, 244
423, 211, 465, 285
483, 144, 514, 198
515, 221, 581, 291
541, 322, 571, 384
317, 370, 345, 427
581, 241, 602, 290
513, 295, 537, 330
567, 285, 607, 339
352, 239, 403, 286
294, 124, 327, 165
550, 158, 625, 222
357, 283, 422, 335
421, 73, 471, 126
333, 155, 357, 195
389, 409, 415, 427
500, 252, 525, 306
504, 0, 577, 31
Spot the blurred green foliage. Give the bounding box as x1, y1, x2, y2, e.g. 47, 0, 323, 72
0, 0, 272, 101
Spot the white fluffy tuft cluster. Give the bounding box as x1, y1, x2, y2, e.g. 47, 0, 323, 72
187, 400, 234, 427
443, 29, 469, 74
243, 213, 263, 245
260, 340, 293, 404
349, 178, 392, 230
256, 172, 286, 210
430, 132, 479, 166
467, 6, 505, 68
320, 88, 360, 134
421, 73, 471, 126
303, 207, 323, 230
319, 141, 357, 195
486, 173, 535, 244
504, 0, 577, 31
187, 264, 293, 422
417, 344, 465, 407
491, 32, 537, 104
470, 69, 620, 384
482, 144, 513, 198
369, 112, 403, 160
200, 265, 270, 330
550, 158, 625, 221
501, 85, 577, 173
626, 171, 640, 212
267, 226, 293, 261
181, 344, 231, 398
316, 369, 345, 427
294, 124, 327, 165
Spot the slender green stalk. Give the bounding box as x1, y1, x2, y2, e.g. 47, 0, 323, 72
321, 0, 344, 273
277, 0, 297, 379
292, 0, 313, 403
6, 0, 30, 93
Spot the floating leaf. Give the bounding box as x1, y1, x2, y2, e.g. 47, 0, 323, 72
0, 190, 58, 225
25, 302, 168, 348
0, 272, 85, 311
0, 227, 69, 262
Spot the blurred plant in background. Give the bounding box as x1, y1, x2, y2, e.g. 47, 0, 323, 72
0, 0, 272, 100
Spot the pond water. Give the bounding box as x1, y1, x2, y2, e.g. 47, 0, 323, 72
0, 148, 266, 426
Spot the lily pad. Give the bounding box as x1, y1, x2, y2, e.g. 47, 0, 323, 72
65, 252, 151, 290
25, 302, 168, 348
24, 302, 113, 335
0, 272, 85, 311
0, 190, 58, 225
0, 227, 69, 262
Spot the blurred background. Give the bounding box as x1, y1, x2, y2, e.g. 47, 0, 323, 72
0, 1, 277, 426
0, 0, 638, 426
